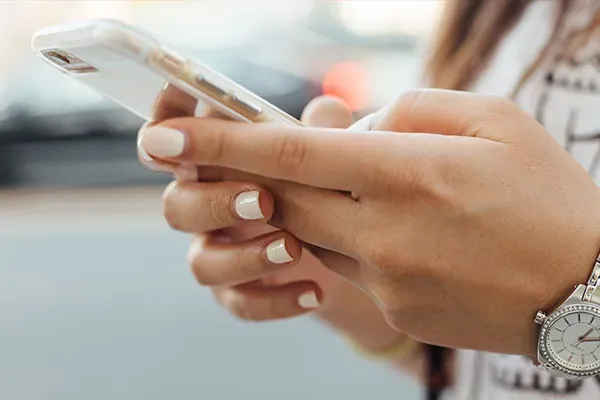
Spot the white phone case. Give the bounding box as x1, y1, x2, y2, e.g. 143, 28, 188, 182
31, 19, 303, 125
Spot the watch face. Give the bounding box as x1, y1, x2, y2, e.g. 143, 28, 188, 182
540, 304, 600, 377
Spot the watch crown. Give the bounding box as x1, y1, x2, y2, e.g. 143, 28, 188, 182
535, 311, 547, 325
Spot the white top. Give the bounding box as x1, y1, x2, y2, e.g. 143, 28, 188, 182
453, 0, 600, 398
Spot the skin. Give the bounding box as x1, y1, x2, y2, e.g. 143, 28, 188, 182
139, 89, 600, 357
139, 93, 420, 370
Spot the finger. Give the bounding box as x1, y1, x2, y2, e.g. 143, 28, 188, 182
301, 96, 353, 128
348, 112, 377, 131
139, 83, 229, 180
137, 121, 199, 181
214, 281, 322, 321
164, 173, 360, 255
152, 83, 199, 121
142, 84, 198, 176
267, 182, 360, 257
162, 180, 274, 233
139, 118, 378, 192
375, 89, 528, 142
304, 244, 360, 281
189, 231, 301, 286
191, 96, 352, 181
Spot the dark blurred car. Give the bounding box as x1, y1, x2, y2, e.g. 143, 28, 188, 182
0, 52, 321, 188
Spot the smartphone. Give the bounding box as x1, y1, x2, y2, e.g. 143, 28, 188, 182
31, 19, 303, 126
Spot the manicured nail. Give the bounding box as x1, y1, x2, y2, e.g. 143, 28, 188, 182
141, 126, 185, 158
234, 190, 264, 220
137, 134, 155, 162
298, 291, 320, 309
266, 238, 293, 264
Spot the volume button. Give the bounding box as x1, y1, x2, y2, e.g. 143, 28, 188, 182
194, 75, 227, 97
230, 95, 262, 117
155, 48, 186, 76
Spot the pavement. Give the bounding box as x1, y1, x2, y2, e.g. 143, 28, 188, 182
0, 187, 419, 400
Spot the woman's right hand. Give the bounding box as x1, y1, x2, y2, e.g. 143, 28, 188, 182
139, 95, 426, 377
151, 96, 358, 321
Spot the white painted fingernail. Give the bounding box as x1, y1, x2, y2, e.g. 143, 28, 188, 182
234, 190, 264, 220
137, 134, 155, 162
266, 238, 293, 264
298, 291, 320, 309
141, 126, 185, 158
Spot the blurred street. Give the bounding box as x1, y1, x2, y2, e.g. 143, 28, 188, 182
0, 1, 441, 398
0, 187, 419, 399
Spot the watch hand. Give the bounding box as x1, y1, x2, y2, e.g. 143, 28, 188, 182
579, 328, 594, 342
580, 337, 600, 342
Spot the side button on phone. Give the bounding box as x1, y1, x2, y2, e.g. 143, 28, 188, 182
230, 95, 262, 117
194, 75, 227, 97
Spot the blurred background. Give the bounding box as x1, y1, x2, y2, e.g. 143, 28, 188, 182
0, 1, 443, 399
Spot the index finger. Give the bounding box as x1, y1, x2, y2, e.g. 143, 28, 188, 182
140, 117, 383, 192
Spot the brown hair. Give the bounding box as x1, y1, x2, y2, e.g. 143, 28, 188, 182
425, 0, 573, 96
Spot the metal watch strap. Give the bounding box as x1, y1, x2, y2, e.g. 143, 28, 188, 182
583, 256, 600, 304
533, 254, 600, 375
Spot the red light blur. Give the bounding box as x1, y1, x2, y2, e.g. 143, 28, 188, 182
322, 62, 369, 112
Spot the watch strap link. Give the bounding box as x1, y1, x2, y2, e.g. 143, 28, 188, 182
583, 256, 600, 304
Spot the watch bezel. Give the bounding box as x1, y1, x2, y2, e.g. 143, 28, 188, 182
539, 303, 600, 377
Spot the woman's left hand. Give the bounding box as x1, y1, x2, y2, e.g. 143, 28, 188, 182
140, 89, 600, 356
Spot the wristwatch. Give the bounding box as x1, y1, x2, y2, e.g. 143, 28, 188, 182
535, 254, 600, 378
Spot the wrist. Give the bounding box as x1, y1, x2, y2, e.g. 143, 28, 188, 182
531, 199, 600, 376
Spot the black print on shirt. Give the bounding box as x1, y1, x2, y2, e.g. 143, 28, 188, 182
491, 364, 584, 394
535, 11, 600, 177
488, 5, 600, 397
492, 365, 600, 394
490, 355, 600, 398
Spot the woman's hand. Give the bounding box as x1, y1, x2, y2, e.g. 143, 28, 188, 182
140, 93, 410, 360
140, 89, 600, 356
139, 95, 405, 353
152, 96, 359, 321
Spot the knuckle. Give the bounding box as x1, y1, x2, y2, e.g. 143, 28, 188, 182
187, 244, 207, 284
390, 89, 428, 126
203, 124, 227, 164
190, 261, 213, 286
392, 89, 427, 111
484, 96, 518, 118
220, 291, 248, 319
231, 243, 249, 275
187, 239, 219, 287
162, 189, 185, 231
223, 292, 263, 321
206, 188, 234, 228
270, 134, 307, 177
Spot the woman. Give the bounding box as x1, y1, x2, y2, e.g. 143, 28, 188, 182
139, 0, 600, 398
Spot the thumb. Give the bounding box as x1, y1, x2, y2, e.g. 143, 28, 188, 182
373, 89, 528, 142
301, 96, 353, 129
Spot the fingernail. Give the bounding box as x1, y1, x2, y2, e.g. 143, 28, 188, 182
137, 134, 155, 162
266, 238, 293, 264
234, 190, 264, 220
298, 291, 320, 309
141, 126, 186, 158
